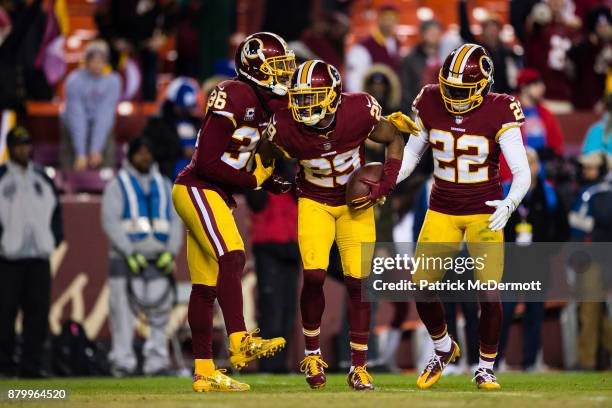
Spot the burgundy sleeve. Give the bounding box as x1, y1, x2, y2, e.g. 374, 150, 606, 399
194, 114, 257, 189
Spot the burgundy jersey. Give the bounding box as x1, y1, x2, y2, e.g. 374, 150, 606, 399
413, 84, 525, 215
268, 92, 381, 206
524, 22, 579, 102
175, 79, 286, 204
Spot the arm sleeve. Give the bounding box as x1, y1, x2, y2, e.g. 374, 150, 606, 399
345, 44, 371, 92
101, 180, 134, 257
64, 75, 88, 157
165, 179, 184, 255
91, 74, 121, 154
459, 0, 477, 43
499, 126, 531, 207
396, 119, 430, 183
194, 114, 257, 189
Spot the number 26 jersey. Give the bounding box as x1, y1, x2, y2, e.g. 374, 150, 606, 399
413, 84, 525, 215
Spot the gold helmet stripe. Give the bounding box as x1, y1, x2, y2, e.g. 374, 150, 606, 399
449, 44, 474, 79
299, 60, 315, 85
306, 60, 321, 84
457, 44, 479, 81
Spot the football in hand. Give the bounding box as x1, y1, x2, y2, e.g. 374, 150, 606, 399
346, 162, 384, 207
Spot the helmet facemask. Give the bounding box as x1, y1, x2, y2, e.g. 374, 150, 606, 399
439, 73, 490, 114
260, 52, 297, 95
289, 86, 338, 126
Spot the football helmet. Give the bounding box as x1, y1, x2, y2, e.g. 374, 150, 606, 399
288, 60, 342, 126
438, 43, 494, 114
235, 32, 296, 96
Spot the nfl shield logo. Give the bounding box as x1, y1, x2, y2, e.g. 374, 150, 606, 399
322, 142, 332, 151
455, 116, 463, 124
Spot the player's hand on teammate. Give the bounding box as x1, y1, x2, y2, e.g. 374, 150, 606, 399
485, 198, 517, 231
126, 253, 148, 274
387, 111, 420, 135
252, 154, 275, 187
261, 175, 293, 194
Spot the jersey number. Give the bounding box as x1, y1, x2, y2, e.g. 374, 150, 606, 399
220, 127, 260, 170
207, 89, 227, 110
430, 130, 489, 183
301, 147, 361, 188
509, 100, 525, 121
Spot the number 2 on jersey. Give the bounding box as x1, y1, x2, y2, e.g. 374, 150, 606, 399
301, 147, 361, 187
430, 130, 489, 183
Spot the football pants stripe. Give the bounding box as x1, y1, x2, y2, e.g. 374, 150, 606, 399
189, 186, 227, 257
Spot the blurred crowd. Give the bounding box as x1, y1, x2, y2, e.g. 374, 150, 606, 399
0, 0, 610, 377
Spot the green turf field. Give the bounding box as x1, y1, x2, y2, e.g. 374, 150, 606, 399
1, 372, 611, 408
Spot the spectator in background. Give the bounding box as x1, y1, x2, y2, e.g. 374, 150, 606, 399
569, 6, 611, 110
345, 2, 401, 91
0, 0, 51, 107
61, 41, 121, 171
582, 91, 612, 156
142, 77, 199, 179
516, 68, 565, 156
245, 161, 298, 373
521, 0, 581, 112
569, 151, 610, 239
399, 19, 442, 112
498, 147, 569, 371
295, 11, 350, 71
363, 65, 401, 114
101, 137, 183, 377
0, 127, 63, 378
95, 0, 176, 101
459, 0, 518, 94
567, 156, 612, 370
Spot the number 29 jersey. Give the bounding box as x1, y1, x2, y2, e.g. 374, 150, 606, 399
413, 84, 525, 215
268, 92, 381, 206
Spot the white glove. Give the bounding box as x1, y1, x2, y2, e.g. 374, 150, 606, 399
485, 198, 517, 231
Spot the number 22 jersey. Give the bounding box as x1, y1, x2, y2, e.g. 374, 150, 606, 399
268, 92, 381, 206
413, 84, 525, 215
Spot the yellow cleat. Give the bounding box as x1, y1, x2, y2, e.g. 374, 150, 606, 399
192, 369, 250, 392
229, 328, 286, 370
299, 354, 328, 389
416, 340, 460, 389
347, 365, 375, 391
474, 368, 501, 390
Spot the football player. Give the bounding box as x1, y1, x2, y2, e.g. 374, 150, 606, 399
172, 32, 296, 392
396, 44, 531, 389
258, 60, 419, 390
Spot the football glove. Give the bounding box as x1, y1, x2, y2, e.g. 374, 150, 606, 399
252, 154, 274, 187
387, 111, 420, 135
261, 175, 293, 194
156, 251, 175, 275
485, 198, 517, 231
126, 253, 148, 274
350, 158, 401, 210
